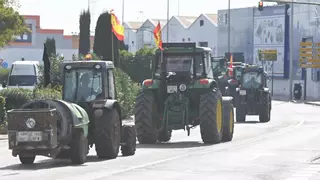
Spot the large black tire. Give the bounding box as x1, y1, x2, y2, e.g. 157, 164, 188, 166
222, 97, 234, 142
236, 96, 246, 122
199, 90, 223, 144
121, 125, 136, 156
158, 129, 172, 142
134, 90, 158, 144
70, 130, 88, 164
19, 155, 35, 164
259, 94, 271, 123
94, 108, 121, 159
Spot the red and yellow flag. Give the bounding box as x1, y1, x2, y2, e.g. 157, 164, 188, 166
228, 54, 234, 77
110, 10, 124, 41
153, 21, 163, 51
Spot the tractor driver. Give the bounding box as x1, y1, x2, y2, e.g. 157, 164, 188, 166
78, 73, 95, 101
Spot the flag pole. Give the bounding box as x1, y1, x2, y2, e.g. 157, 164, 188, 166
111, 31, 114, 62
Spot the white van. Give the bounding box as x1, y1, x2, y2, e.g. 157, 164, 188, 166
5, 61, 41, 90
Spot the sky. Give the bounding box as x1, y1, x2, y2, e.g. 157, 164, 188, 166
17, 0, 277, 35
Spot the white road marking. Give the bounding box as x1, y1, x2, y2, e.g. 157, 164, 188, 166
249, 153, 278, 161
286, 164, 320, 180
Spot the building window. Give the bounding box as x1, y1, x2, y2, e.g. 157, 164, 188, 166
200, 20, 204, 26
198, 42, 208, 47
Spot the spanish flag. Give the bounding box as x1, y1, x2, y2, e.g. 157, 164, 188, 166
228, 54, 233, 77
153, 21, 163, 50
110, 10, 124, 41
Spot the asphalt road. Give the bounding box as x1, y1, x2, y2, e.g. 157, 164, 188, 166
1, 101, 320, 180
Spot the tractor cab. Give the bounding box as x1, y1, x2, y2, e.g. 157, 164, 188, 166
61, 60, 115, 103
211, 56, 228, 77
152, 42, 213, 85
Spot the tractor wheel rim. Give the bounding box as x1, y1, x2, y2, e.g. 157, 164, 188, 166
229, 109, 234, 133
216, 99, 222, 132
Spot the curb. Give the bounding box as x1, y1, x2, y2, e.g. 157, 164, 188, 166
304, 102, 320, 106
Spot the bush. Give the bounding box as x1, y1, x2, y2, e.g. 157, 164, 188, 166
0, 88, 61, 110
0, 96, 7, 134
114, 68, 139, 119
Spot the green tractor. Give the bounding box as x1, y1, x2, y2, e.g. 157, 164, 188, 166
235, 64, 271, 123
7, 60, 136, 165
134, 43, 235, 144
211, 56, 229, 96
225, 62, 247, 106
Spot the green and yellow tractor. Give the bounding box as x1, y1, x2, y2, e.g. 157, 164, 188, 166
134, 42, 235, 144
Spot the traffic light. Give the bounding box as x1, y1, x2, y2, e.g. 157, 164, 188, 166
258, 1, 263, 11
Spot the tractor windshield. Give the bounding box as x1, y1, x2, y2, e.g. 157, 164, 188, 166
63, 68, 103, 102
154, 54, 204, 76
166, 56, 192, 72
241, 72, 262, 89
234, 67, 243, 81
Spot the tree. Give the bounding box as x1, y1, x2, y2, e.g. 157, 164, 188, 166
42, 43, 50, 87
45, 37, 56, 58
93, 11, 120, 66
0, 0, 30, 48
79, 9, 91, 56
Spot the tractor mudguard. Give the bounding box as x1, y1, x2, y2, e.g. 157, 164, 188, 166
92, 99, 122, 119
56, 100, 90, 137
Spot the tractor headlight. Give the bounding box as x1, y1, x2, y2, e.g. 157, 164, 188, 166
65, 65, 72, 70
179, 84, 187, 91
95, 64, 101, 69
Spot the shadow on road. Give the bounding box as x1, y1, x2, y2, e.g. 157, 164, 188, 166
235, 121, 261, 124
0, 155, 110, 170
137, 141, 214, 149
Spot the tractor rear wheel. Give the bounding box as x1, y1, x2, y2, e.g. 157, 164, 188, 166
222, 98, 234, 142
158, 129, 172, 142
199, 89, 223, 144
134, 90, 158, 144
236, 96, 246, 122
120, 125, 136, 156
70, 130, 88, 164
94, 108, 120, 159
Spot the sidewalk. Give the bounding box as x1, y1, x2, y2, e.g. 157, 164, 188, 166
0, 134, 7, 140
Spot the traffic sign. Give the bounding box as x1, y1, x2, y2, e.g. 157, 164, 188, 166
1, 62, 8, 69
300, 63, 320, 68
258, 49, 277, 61
300, 42, 313, 46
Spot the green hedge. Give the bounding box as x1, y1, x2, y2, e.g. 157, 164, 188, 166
0, 96, 7, 134
0, 88, 61, 110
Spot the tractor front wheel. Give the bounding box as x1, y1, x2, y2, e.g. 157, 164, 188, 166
199, 90, 223, 144
134, 90, 158, 144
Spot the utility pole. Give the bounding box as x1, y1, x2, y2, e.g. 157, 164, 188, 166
289, 0, 293, 100
122, 0, 125, 25
167, 0, 170, 42
227, 0, 231, 58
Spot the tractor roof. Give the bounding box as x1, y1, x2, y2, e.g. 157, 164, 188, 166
61, 60, 114, 69
155, 42, 212, 54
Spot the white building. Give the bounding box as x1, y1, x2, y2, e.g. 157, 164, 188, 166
161, 16, 198, 43
123, 14, 218, 54
123, 21, 143, 53
135, 19, 167, 51
188, 14, 218, 56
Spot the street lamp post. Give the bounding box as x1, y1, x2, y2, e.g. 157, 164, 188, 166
228, 0, 231, 58
289, 0, 294, 100
167, 0, 170, 42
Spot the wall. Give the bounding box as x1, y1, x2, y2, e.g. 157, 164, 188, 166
217, 7, 254, 62
123, 22, 138, 53
188, 14, 217, 56
136, 20, 156, 50
162, 16, 188, 43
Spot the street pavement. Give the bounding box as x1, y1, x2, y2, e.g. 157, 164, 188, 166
0, 101, 320, 180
